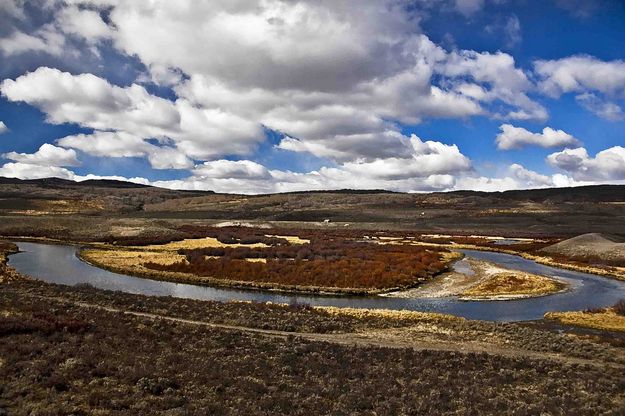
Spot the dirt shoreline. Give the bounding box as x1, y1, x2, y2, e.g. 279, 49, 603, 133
384, 257, 568, 301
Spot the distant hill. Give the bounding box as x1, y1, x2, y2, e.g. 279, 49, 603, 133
0, 177, 151, 189
1, 177, 625, 236
542, 233, 625, 264
444, 185, 625, 203
1, 176, 624, 201
0, 177, 211, 215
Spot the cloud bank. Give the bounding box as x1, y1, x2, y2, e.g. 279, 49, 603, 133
0, 0, 623, 193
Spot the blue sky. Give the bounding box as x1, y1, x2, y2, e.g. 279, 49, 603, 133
0, 0, 624, 193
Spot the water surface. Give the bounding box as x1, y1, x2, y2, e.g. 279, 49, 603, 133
9, 242, 625, 322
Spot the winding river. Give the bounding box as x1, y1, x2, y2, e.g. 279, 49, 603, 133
9, 241, 625, 322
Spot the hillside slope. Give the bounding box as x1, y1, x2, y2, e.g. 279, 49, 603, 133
542, 233, 625, 264
1, 177, 625, 237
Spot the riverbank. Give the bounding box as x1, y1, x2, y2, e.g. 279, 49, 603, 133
384, 258, 567, 301
444, 242, 625, 283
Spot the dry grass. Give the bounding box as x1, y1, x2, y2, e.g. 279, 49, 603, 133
81, 249, 187, 274
440, 251, 464, 263
244, 258, 267, 263
265, 235, 310, 245
140, 237, 270, 251
8, 199, 105, 216
545, 310, 625, 333
460, 261, 565, 300
315, 306, 463, 323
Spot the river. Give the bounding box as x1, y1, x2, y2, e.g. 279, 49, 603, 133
8, 242, 625, 322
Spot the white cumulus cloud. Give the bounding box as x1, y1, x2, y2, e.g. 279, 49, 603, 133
495, 124, 580, 150
575, 93, 625, 121
57, 131, 193, 169
547, 146, 625, 181
56, 6, 113, 42
3, 143, 80, 167
535, 55, 625, 98
1, 67, 265, 165
0, 163, 76, 180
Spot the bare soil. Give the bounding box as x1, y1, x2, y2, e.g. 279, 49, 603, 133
385, 258, 565, 300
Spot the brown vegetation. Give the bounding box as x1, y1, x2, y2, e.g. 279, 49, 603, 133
2, 278, 625, 415
144, 238, 448, 290
2, 241, 625, 415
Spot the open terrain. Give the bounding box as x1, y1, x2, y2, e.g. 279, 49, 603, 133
2, 244, 625, 414
1, 179, 625, 241
542, 233, 625, 265
2, 179, 625, 413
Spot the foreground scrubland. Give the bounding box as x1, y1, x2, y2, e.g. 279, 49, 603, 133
2, 278, 625, 415
2, 238, 625, 414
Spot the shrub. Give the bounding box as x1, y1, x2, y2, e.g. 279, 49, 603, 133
147, 234, 448, 289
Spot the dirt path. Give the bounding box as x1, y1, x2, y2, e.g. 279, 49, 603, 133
11, 290, 624, 370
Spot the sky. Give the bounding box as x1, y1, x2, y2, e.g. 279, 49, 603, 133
0, 0, 624, 194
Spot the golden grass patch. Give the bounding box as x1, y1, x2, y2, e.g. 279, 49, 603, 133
10, 199, 104, 215
462, 272, 563, 298
545, 310, 625, 333
140, 237, 270, 251
441, 251, 463, 263
81, 249, 186, 274
315, 306, 463, 323
265, 235, 310, 245
245, 258, 267, 263
460, 261, 566, 299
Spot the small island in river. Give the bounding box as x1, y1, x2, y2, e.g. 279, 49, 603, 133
385, 257, 567, 301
